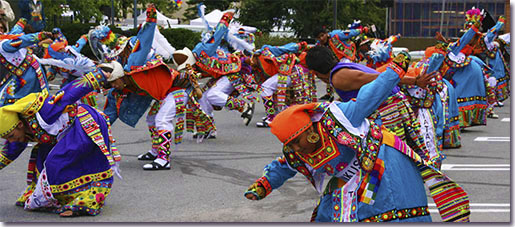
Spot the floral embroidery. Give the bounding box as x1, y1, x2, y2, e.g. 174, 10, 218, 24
51, 169, 113, 193
329, 34, 357, 62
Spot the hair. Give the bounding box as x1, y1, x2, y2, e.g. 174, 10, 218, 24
312, 26, 328, 38
100, 66, 113, 74
305, 46, 338, 74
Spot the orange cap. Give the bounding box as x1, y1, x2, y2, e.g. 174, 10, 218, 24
50, 41, 67, 52
424, 46, 445, 59
269, 103, 317, 144
43, 41, 67, 59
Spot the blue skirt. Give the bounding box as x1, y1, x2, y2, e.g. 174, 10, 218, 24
313, 145, 432, 222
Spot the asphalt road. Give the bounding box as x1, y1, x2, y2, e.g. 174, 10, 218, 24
0, 80, 511, 223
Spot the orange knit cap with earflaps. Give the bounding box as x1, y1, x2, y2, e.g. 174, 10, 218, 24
269, 103, 317, 144
43, 41, 68, 59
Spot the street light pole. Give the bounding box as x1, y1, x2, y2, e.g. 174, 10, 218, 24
111, 0, 114, 25
134, 0, 137, 29
333, 0, 337, 29
439, 0, 445, 36
385, 7, 389, 36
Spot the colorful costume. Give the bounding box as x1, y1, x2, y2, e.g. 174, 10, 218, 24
112, 6, 211, 170
477, 17, 509, 102
440, 27, 489, 128
252, 42, 315, 127
18, 0, 45, 32
0, 66, 120, 216
0, 31, 50, 107
328, 62, 428, 166
39, 36, 99, 107
364, 34, 400, 70
245, 61, 470, 222
193, 11, 255, 126
497, 33, 510, 69
402, 54, 461, 167
321, 28, 363, 63
316, 27, 366, 101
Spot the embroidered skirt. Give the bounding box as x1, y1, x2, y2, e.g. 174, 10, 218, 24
15, 105, 115, 216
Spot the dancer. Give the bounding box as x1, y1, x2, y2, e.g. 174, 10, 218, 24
192, 9, 255, 128
244, 52, 470, 222
306, 46, 431, 164
0, 60, 120, 217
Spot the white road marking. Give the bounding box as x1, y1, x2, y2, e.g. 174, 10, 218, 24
501, 118, 510, 122
429, 203, 510, 213
441, 164, 510, 171
474, 137, 510, 142
429, 203, 510, 207
429, 209, 510, 213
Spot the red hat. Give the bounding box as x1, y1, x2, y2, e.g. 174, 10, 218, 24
269, 103, 317, 144
424, 46, 445, 59
43, 41, 68, 59
51, 41, 68, 51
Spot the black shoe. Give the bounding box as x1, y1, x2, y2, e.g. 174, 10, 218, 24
256, 119, 271, 128
241, 102, 255, 126
137, 151, 157, 161
193, 133, 216, 139
142, 160, 170, 170
487, 113, 499, 119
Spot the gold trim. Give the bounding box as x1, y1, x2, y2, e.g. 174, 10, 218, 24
51, 169, 113, 193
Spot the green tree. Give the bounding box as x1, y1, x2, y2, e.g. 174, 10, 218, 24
41, 0, 66, 19
238, 0, 386, 38
115, 0, 179, 19
282, 0, 334, 37
40, 0, 178, 26
66, 0, 110, 23
237, 0, 289, 33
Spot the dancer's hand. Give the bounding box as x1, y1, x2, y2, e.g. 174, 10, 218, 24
40, 31, 53, 40
416, 71, 438, 88
194, 87, 203, 99
244, 182, 266, 200
245, 193, 258, 200
146, 3, 157, 22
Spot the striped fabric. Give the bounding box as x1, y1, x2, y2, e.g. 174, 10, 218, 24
172, 89, 186, 145
185, 93, 216, 138
0, 151, 12, 169
375, 92, 427, 156
100, 111, 121, 163
382, 129, 470, 222
77, 106, 115, 168
26, 146, 38, 185
276, 75, 288, 110
226, 73, 258, 103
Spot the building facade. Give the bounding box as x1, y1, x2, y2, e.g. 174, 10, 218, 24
390, 0, 508, 38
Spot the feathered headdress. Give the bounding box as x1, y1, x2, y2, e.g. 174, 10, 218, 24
91, 25, 118, 47
227, 21, 255, 53
366, 38, 392, 64
464, 7, 485, 30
